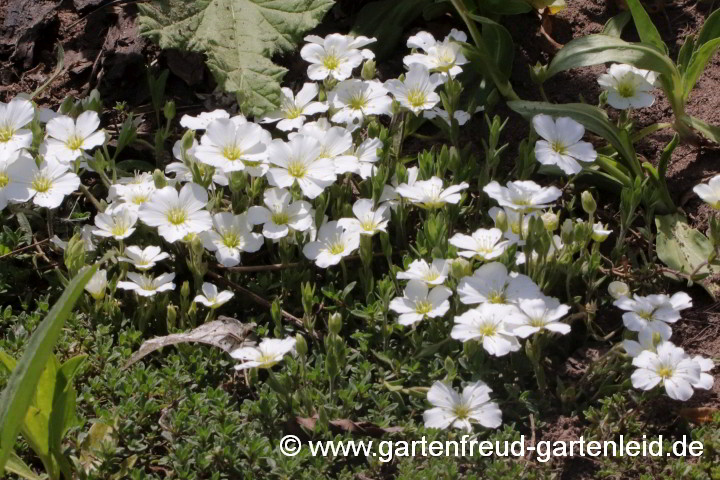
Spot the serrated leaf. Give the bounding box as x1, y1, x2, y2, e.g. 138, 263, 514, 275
138, 0, 334, 116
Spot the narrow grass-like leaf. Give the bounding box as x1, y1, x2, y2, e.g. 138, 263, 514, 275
682, 38, 720, 101
625, 0, 667, 53
602, 11, 631, 37
468, 13, 514, 78
696, 8, 720, 47
0, 265, 97, 475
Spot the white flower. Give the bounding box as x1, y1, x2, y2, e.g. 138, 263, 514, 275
423, 381, 502, 431
199, 212, 263, 267
506, 296, 572, 338
290, 120, 355, 167
631, 342, 701, 401
0, 97, 34, 155
613, 292, 692, 340
334, 137, 382, 178
231, 337, 296, 370
690, 355, 715, 390
92, 205, 138, 240
84, 269, 107, 300
337, 199, 389, 236
598, 64, 656, 110
139, 183, 212, 243
404, 29, 468, 77
260, 83, 328, 131
167, 139, 230, 185
623, 328, 662, 357
591, 222, 612, 242
396, 258, 450, 285
302, 221, 360, 268
266, 135, 336, 199
22, 161, 81, 209
693, 174, 720, 209
247, 187, 313, 240
193, 119, 268, 173
118, 245, 170, 270
328, 80, 392, 128
0, 150, 35, 209
194, 282, 234, 309
483, 180, 562, 213
451, 304, 521, 356
389, 279, 452, 326
608, 280, 630, 300
300, 34, 376, 81
180, 109, 230, 130
51, 225, 96, 252
423, 107, 471, 126
450, 228, 509, 261
489, 206, 536, 245
43, 111, 105, 163
395, 177, 468, 209
385, 64, 443, 114
457, 262, 541, 306
532, 115, 597, 175
117, 272, 176, 297
113, 182, 157, 210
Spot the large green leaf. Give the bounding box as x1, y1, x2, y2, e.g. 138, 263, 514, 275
602, 11, 631, 37
468, 14, 514, 79
0, 265, 97, 475
5, 452, 44, 480
624, 0, 667, 53
686, 115, 720, 143
696, 8, 720, 47
138, 0, 334, 116
507, 100, 642, 176
682, 38, 720, 101
546, 35, 678, 80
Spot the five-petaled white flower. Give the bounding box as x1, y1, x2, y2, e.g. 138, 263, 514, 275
506, 296, 572, 338
113, 182, 157, 210
457, 262, 541, 306
0, 150, 34, 210
168, 138, 231, 185
84, 269, 108, 301
303, 221, 360, 268
118, 245, 170, 270
389, 279, 452, 326
337, 198, 389, 236
117, 272, 176, 297
395, 177, 468, 209
200, 212, 264, 267
483, 180, 562, 213
423, 381, 502, 431
631, 342, 701, 401
591, 222, 612, 242
623, 328, 662, 358
693, 174, 720, 209
43, 111, 105, 164
260, 83, 328, 131
404, 29, 468, 78
451, 304, 521, 356
92, 204, 138, 240
179, 109, 230, 130
22, 161, 81, 209
598, 64, 657, 110
194, 119, 269, 173
300, 34, 376, 81
266, 135, 336, 199
613, 292, 692, 340
396, 258, 450, 286
0, 97, 34, 155
328, 80, 392, 129
290, 120, 355, 167
385, 64, 443, 114
139, 183, 212, 243
194, 282, 234, 309
247, 187, 313, 240
691, 355, 715, 391
450, 228, 509, 261
334, 137, 382, 179
231, 337, 296, 370
533, 115, 597, 175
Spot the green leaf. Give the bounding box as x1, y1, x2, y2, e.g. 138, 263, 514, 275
685, 115, 720, 143
507, 100, 641, 176
5, 452, 45, 480
624, 0, 667, 53
546, 35, 677, 80
682, 38, 720, 101
49, 355, 86, 451
602, 11, 631, 37
0, 265, 97, 475
656, 214, 720, 297
0, 351, 16, 375
676, 34, 695, 74
352, 0, 434, 60
696, 8, 720, 47
138, 0, 334, 117
462, 42, 519, 100
467, 14, 514, 79
478, 0, 532, 15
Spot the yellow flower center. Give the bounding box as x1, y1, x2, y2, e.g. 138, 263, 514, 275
31, 175, 52, 193
479, 324, 497, 336
424, 271, 440, 282
616, 82, 636, 98
406, 89, 428, 108
166, 207, 187, 225
285, 106, 304, 119
415, 300, 433, 315
551, 141, 567, 155
327, 241, 346, 255
323, 54, 341, 70
67, 135, 85, 151
287, 160, 308, 178
349, 93, 368, 110
222, 231, 241, 248
657, 366, 674, 379
0, 126, 15, 143
0, 172, 9, 188
222, 145, 244, 162
452, 404, 470, 420
529, 318, 546, 328
271, 211, 290, 225
132, 194, 150, 205
111, 223, 129, 237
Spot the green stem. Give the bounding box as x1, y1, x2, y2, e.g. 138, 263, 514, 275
630, 122, 672, 142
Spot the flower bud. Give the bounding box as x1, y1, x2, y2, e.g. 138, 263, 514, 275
361, 59, 376, 80
494, 209, 508, 232
529, 61, 549, 85
607, 281, 629, 300
229, 171, 246, 193
166, 304, 177, 329
84, 269, 107, 300
295, 334, 308, 357
541, 210, 559, 231
181, 280, 190, 299
181, 129, 195, 153
163, 100, 176, 121
581, 191, 597, 215
450, 258, 472, 279
153, 169, 168, 189
328, 312, 342, 335
591, 222, 611, 243
190, 235, 205, 257
651, 332, 664, 347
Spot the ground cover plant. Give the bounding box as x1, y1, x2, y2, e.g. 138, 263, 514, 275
0, 0, 719, 479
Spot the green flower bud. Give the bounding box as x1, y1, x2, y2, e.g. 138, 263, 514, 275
190, 235, 205, 257
166, 304, 177, 329
181, 280, 190, 299
607, 281, 629, 300
328, 312, 342, 335
181, 129, 195, 153
541, 210, 559, 231
361, 59, 376, 80
153, 169, 168, 189
494, 209, 508, 232
581, 191, 597, 215
295, 334, 308, 357
163, 100, 176, 121
450, 258, 472, 279
529, 61, 549, 85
